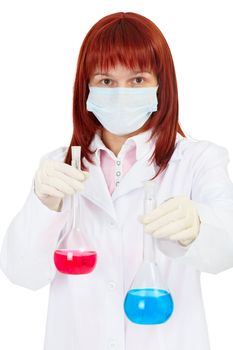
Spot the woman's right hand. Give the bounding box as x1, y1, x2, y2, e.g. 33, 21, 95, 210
34, 158, 89, 212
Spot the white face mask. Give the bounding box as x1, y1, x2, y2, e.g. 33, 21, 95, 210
86, 85, 159, 135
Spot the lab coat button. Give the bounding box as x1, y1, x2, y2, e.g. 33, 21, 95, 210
116, 171, 121, 176
108, 280, 117, 290
110, 220, 116, 227
116, 160, 121, 165
108, 339, 117, 348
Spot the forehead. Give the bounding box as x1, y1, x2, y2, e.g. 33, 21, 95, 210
92, 63, 152, 77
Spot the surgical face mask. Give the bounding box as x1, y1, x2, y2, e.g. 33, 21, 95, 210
86, 85, 159, 135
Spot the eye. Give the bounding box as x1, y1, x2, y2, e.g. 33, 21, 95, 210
133, 77, 144, 84
100, 78, 112, 85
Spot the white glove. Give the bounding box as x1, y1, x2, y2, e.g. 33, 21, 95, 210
138, 196, 201, 246
34, 158, 89, 212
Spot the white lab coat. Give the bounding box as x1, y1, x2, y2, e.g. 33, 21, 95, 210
1, 130, 233, 350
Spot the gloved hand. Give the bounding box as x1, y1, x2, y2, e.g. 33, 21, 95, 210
138, 196, 201, 246
34, 158, 89, 212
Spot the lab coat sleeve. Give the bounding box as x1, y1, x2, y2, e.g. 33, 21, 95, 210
156, 142, 233, 274
0, 147, 71, 290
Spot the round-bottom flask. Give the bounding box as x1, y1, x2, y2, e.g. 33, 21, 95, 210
53, 146, 97, 275
53, 230, 97, 275
124, 181, 174, 325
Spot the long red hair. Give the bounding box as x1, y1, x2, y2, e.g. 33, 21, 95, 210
64, 11, 186, 179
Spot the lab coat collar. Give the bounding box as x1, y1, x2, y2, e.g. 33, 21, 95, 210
89, 128, 157, 163
80, 129, 184, 221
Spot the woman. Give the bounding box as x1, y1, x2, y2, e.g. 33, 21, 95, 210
1, 11, 233, 350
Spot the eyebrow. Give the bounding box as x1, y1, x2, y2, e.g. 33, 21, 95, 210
93, 71, 152, 77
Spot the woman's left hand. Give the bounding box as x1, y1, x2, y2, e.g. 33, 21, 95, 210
138, 196, 201, 246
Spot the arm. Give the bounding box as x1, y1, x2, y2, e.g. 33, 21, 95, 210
0, 148, 71, 290
156, 143, 233, 274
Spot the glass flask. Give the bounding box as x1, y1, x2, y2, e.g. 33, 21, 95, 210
53, 146, 97, 275
124, 180, 174, 325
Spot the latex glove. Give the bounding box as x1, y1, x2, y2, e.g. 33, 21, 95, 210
34, 158, 89, 212
138, 196, 201, 246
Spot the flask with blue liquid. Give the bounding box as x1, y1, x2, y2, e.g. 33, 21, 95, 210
124, 181, 174, 325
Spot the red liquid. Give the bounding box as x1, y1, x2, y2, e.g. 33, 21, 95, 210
54, 249, 97, 275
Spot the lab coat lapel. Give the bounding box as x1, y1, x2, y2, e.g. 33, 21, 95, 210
80, 132, 183, 221
112, 136, 182, 201
80, 158, 117, 221
111, 153, 157, 201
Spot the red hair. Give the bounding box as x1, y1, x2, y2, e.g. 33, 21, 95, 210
64, 11, 186, 179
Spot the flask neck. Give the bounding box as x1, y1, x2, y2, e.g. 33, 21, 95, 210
143, 233, 156, 262
143, 181, 157, 262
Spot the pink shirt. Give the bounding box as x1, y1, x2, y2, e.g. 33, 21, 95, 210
91, 128, 159, 196
100, 142, 137, 195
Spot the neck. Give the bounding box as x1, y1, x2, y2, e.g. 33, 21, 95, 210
101, 127, 143, 157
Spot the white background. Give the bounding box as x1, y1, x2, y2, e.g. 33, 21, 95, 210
0, 0, 232, 349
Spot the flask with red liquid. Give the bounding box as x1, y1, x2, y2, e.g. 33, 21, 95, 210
53, 146, 97, 275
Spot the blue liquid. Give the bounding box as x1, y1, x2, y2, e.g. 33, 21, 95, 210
124, 288, 174, 325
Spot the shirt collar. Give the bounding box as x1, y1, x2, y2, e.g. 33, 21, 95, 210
89, 129, 183, 165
